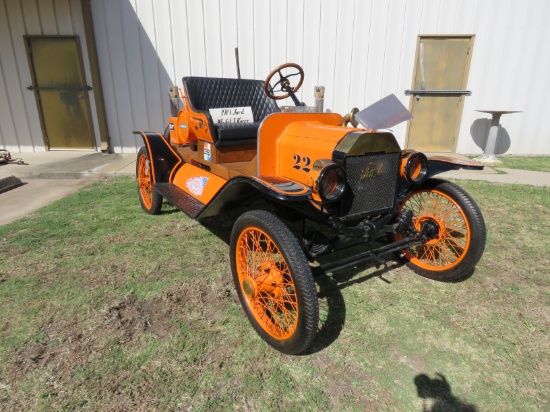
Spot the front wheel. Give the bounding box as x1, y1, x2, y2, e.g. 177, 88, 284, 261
230, 210, 319, 354
396, 179, 486, 281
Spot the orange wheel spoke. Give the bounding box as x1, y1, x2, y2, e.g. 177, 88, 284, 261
398, 189, 471, 272
236, 226, 299, 339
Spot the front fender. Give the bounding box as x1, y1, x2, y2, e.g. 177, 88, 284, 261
397, 156, 484, 203
199, 175, 312, 219
426, 155, 484, 179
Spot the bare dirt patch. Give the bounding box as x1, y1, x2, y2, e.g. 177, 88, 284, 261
4, 293, 175, 391
3, 273, 237, 407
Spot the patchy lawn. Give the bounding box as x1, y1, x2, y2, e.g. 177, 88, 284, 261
496, 156, 550, 172
0, 177, 548, 411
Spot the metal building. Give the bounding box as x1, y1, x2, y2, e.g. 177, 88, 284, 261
1, 0, 549, 155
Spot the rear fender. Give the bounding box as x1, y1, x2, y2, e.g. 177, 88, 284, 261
133, 131, 183, 183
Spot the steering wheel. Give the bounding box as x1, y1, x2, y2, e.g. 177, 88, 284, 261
264, 63, 305, 101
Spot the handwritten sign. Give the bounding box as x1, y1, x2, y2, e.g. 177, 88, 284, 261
209, 107, 254, 124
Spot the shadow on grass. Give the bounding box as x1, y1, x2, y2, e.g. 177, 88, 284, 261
158, 202, 181, 215
199, 209, 243, 244
304, 260, 402, 355
414, 373, 478, 412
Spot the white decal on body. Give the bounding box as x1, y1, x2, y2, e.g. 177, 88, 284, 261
186, 176, 209, 196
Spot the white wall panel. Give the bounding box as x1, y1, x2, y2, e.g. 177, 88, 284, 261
253, 0, 271, 81
21, 0, 41, 34
331, 0, 354, 113
269, 0, 287, 72
136, 0, 165, 133
317, 0, 338, 111
91, 0, 118, 149
169, 0, 191, 82
120, 0, 147, 135
236, 0, 255, 80
203, 0, 223, 78
54, 0, 74, 34
83, 0, 550, 156
286, 0, 304, 102
3, 0, 550, 154
186, 0, 207, 75
219, 0, 237, 77
102, 0, 134, 151
348, 0, 372, 110
364, 1, 390, 106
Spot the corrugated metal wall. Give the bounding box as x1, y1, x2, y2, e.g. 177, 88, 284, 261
0, 0, 101, 152
2, 0, 550, 155
90, 0, 550, 154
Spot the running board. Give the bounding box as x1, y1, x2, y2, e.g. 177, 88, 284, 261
154, 182, 205, 218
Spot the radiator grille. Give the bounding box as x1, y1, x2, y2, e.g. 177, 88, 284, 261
340, 152, 400, 220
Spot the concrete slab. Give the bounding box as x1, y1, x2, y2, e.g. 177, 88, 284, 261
0, 152, 135, 180
0, 178, 96, 226
442, 167, 550, 187
0, 152, 136, 226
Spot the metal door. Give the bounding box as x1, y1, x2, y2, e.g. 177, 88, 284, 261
405, 36, 474, 152
26, 36, 95, 150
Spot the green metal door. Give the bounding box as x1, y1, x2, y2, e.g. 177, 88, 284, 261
405, 36, 474, 152
26, 36, 96, 150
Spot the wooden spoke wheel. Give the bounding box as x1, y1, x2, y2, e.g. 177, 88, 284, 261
137, 146, 162, 215
396, 179, 486, 281
230, 210, 318, 354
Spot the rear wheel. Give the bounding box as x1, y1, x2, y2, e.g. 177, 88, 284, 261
396, 179, 486, 281
137, 146, 162, 215
230, 210, 318, 354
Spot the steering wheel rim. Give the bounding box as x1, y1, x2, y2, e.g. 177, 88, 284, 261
264, 63, 305, 100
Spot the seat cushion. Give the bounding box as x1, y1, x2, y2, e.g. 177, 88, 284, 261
215, 122, 259, 146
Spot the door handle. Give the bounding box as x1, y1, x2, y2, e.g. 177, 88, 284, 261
405, 89, 471, 96
27, 85, 93, 91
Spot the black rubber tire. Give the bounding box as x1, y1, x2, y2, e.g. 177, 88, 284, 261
230, 210, 319, 354
136, 146, 163, 215
397, 179, 486, 281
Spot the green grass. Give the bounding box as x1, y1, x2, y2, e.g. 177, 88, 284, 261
496, 156, 550, 172
0, 177, 549, 411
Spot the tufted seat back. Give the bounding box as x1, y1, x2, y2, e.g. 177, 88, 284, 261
182, 77, 280, 147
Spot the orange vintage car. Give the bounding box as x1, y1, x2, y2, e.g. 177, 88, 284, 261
135, 63, 486, 354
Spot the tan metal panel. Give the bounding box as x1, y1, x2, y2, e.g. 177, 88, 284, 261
406, 36, 474, 152
27, 36, 95, 149
31, 37, 85, 87
38, 90, 95, 149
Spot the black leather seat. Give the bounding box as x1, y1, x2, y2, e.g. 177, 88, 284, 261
182, 77, 280, 147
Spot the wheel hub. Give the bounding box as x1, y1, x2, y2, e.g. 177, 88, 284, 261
242, 278, 256, 298
243, 263, 284, 299
418, 217, 441, 244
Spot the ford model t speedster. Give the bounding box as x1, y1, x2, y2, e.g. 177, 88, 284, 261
134, 63, 486, 354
